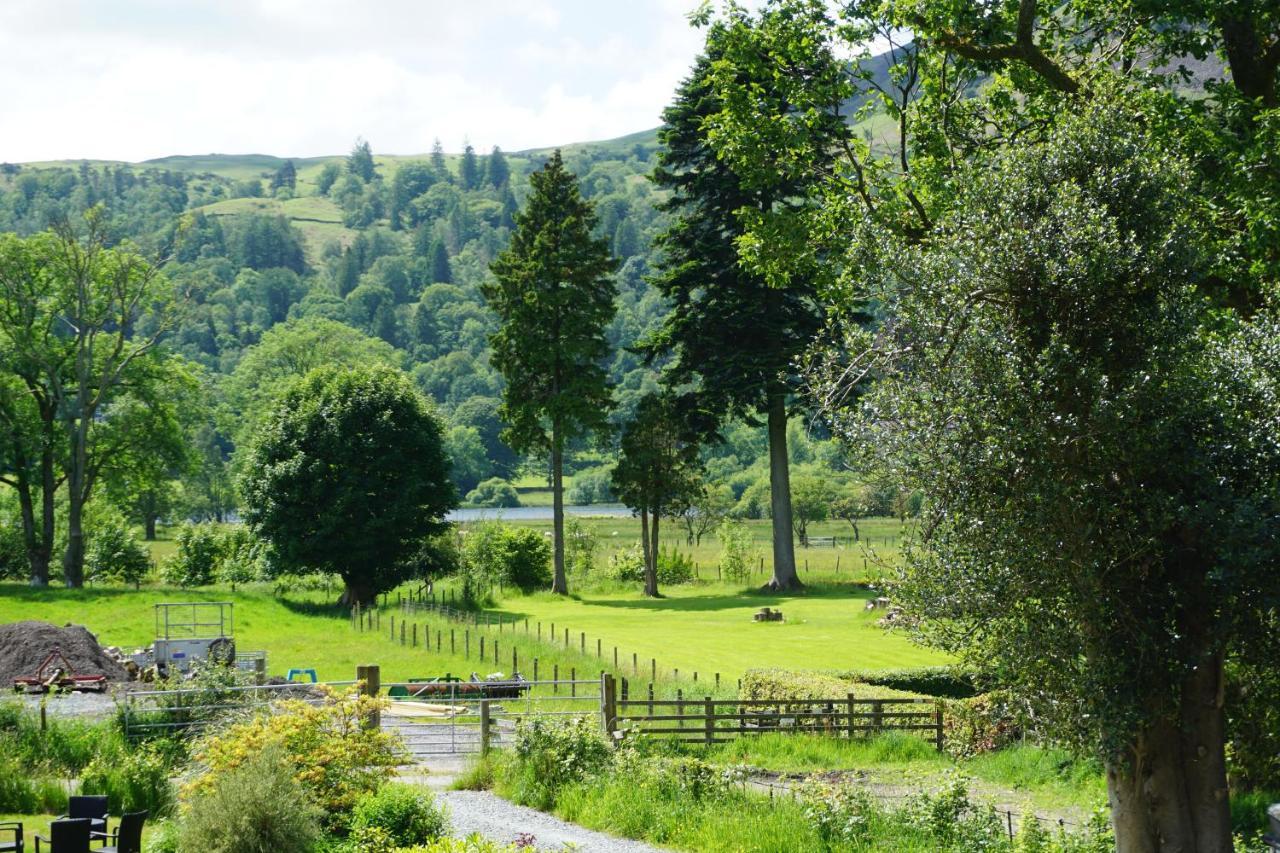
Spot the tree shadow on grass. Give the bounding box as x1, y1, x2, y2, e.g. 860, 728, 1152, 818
579, 582, 874, 614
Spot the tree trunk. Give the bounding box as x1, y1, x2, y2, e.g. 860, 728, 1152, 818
550, 427, 567, 594
1106, 653, 1232, 852
639, 508, 651, 577
647, 510, 661, 598
14, 477, 49, 587
339, 575, 376, 607
764, 391, 800, 591
36, 442, 55, 585
144, 515, 157, 541
63, 494, 85, 588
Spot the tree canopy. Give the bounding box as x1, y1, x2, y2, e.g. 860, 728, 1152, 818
240, 364, 456, 605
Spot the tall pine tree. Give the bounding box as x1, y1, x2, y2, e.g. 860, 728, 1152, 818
645, 43, 842, 590
488, 146, 511, 189
430, 139, 449, 182
484, 151, 617, 594
347, 138, 376, 182
460, 141, 481, 190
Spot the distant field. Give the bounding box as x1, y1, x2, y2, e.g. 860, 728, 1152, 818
193, 195, 356, 262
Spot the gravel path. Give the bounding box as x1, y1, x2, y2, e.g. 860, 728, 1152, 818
435, 790, 668, 852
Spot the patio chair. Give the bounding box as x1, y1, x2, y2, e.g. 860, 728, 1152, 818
33, 818, 90, 853
60, 797, 107, 838
92, 812, 146, 853
0, 821, 22, 853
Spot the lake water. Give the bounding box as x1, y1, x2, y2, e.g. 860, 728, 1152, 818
446, 504, 631, 522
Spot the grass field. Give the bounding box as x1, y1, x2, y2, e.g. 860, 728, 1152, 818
191, 195, 357, 264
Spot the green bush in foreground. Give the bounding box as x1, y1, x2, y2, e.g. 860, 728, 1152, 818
179, 745, 321, 853
80, 741, 176, 817
350, 783, 449, 848
506, 716, 611, 810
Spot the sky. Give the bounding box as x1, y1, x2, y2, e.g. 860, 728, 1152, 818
0, 0, 720, 163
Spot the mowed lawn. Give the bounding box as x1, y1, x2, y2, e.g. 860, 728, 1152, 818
484, 582, 946, 682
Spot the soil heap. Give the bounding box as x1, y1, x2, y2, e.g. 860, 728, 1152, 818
0, 620, 129, 685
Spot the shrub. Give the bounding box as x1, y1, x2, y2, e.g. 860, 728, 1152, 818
80, 741, 176, 816
799, 780, 881, 846
655, 546, 695, 584
837, 666, 978, 699
504, 716, 612, 810
350, 783, 449, 847
564, 518, 596, 578
463, 523, 551, 593
142, 819, 181, 853
465, 478, 520, 508
189, 689, 402, 831
180, 745, 321, 853
163, 522, 222, 586
87, 516, 151, 585
942, 691, 1023, 759
606, 544, 645, 582
217, 525, 264, 589
394, 837, 537, 852
716, 520, 754, 582
1226, 658, 1280, 790
741, 669, 925, 702
567, 464, 614, 504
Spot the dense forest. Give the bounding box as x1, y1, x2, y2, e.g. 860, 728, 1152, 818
0, 129, 867, 553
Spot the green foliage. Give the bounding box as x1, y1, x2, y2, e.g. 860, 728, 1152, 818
505, 716, 611, 810
715, 519, 754, 582
0, 756, 67, 812
180, 744, 321, 853
87, 513, 151, 585
655, 547, 695, 584
1225, 658, 1280, 790
350, 783, 449, 847
838, 667, 978, 700
462, 523, 551, 593
0, 702, 112, 774
80, 741, 177, 816
464, 478, 520, 508
741, 669, 924, 702
163, 522, 223, 587
564, 517, 597, 579
942, 693, 1024, 760
240, 365, 456, 604
484, 150, 618, 592
190, 691, 402, 831
567, 463, 615, 504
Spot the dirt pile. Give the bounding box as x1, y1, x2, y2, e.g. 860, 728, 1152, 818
0, 621, 129, 685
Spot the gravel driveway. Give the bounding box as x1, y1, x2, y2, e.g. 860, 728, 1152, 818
435, 790, 668, 852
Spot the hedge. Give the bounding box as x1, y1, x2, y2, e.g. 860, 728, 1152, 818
836, 666, 977, 699
741, 669, 925, 702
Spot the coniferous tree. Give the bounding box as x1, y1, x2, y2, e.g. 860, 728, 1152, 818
460, 141, 480, 190
644, 46, 843, 591
483, 151, 618, 594
348, 138, 376, 182
429, 240, 452, 284
488, 146, 510, 189
430, 139, 449, 182
612, 393, 704, 597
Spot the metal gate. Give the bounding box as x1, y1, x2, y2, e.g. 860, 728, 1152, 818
384, 677, 602, 759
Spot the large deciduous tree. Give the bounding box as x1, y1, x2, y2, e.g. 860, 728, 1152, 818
0, 211, 178, 586
483, 150, 617, 594
645, 19, 846, 591
825, 106, 1280, 853
240, 365, 456, 606
611, 394, 704, 597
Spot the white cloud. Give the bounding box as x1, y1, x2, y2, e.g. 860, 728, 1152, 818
0, 0, 713, 161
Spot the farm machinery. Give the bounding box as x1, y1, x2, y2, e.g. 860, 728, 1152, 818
12, 649, 108, 694
129, 602, 266, 679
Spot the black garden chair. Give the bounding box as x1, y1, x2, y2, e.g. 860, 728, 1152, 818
33, 818, 90, 853
91, 811, 146, 853
0, 821, 22, 853
59, 797, 107, 839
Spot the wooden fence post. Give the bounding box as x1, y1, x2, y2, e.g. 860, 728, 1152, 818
935, 703, 945, 751
533, 658, 539, 682
356, 665, 381, 730
847, 693, 856, 740
871, 700, 883, 733
553, 664, 559, 692
704, 697, 714, 745
480, 700, 491, 755
600, 672, 617, 736
571, 668, 577, 697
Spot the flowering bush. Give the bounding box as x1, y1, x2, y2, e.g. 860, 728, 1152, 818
188, 688, 402, 831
